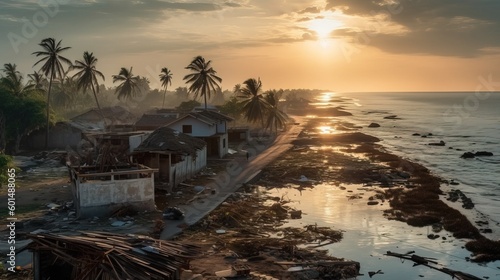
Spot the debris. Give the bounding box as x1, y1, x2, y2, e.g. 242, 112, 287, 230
216, 229, 226, 234
27, 231, 200, 280
385, 251, 482, 280
163, 207, 185, 220
111, 221, 126, 227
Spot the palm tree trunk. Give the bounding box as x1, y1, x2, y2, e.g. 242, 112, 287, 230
45, 71, 54, 149
91, 83, 107, 131
162, 89, 167, 108
204, 92, 208, 110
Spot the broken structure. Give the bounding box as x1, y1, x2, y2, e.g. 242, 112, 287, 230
133, 127, 207, 192
27, 231, 200, 280
68, 164, 157, 218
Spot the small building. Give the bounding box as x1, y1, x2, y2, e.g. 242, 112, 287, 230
228, 127, 250, 142
166, 110, 233, 158
71, 106, 136, 128
133, 127, 207, 192
88, 131, 152, 154
135, 114, 178, 131
68, 164, 156, 218
22, 121, 93, 150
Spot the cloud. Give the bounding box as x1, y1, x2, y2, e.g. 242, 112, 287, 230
325, 0, 500, 57
298, 6, 321, 14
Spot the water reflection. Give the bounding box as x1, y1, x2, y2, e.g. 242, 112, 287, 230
263, 184, 499, 279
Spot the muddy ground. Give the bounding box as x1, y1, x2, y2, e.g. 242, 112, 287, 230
1, 116, 500, 279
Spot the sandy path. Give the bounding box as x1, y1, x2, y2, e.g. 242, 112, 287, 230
160, 120, 304, 239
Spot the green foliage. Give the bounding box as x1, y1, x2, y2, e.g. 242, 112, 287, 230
0, 153, 13, 187
177, 100, 201, 111
219, 96, 243, 119
0, 86, 47, 153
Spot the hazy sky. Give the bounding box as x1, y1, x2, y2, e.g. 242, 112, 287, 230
1, 0, 500, 92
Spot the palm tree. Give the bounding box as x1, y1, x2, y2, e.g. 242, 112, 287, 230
32, 38, 72, 148
183, 56, 222, 110
71, 51, 107, 127
1, 63, 37, 97
264, 90, 288, 134
238, 78, 269, 127
159, 67, 172, 108
233, 84, 242, 96
112, 67, 140, 101
27, 71, 47, 90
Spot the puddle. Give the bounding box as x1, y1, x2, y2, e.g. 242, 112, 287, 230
262, 184, 500, 279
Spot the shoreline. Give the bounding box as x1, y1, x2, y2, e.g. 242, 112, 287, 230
1, 103, 499, 278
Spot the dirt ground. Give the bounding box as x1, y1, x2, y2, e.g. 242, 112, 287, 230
1, 116, 499, 279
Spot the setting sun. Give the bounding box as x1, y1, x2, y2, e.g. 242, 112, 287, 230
308, 16, 343, 39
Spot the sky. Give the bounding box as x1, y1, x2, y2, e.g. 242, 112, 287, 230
1, 0, 500, 93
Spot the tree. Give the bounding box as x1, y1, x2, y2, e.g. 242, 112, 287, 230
32, 38, 72, 148
183, 56, 222, 110
264, 90, 288, 134
71, 51, 106, 127
238, 78, 269, 127
159, 67, 173, 108
219, 96, 243, 122
177, 100, 201, 112
0, 153, 14, 188
233, 84, 242, 96
0, 63, 38, 97
112, 67, 140, 101
175, 86, 189, 101
28, 71, 47, 90
0, 88, 46, 154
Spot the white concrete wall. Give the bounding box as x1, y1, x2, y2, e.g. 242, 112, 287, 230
168, 147, 207, 191
76, 176, 155, 217
218, 133, 229, 158
168, 117, 216, 137
129, 133, 151, 153
216, 120, 227, 134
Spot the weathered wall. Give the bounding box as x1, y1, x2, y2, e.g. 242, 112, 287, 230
166, 147, 207, 192
75, 176, 155, 218
167, 117, 216, 137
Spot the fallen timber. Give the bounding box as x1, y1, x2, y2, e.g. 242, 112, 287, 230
385, 251, 482, 280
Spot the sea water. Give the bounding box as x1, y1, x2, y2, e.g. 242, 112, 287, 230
274, 91, 500, 279
341, 92, 500, 222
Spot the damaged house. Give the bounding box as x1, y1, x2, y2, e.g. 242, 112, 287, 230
27, 231, 200, 280
68, 163, 157, 218
165, 110, 233, 158
133, 127, 207, 192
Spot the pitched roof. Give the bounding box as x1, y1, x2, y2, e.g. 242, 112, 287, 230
166, 110, 233, 127
133, 127, 206, 156
135, 114, 177, 128
72, 106, 136, 123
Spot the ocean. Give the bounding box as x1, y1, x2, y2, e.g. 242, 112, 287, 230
341, 91, 500, 222
271, 91, 500, 279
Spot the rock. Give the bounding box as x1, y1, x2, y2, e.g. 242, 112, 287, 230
290, 210, 302, 219
384, 115, 398, 119
460, 152, 475, 159
475, 151, 493, 156
367, 201, 379, 205
368, 122, 380, 128
412, 133, 421, 136
428, 140, 445, 146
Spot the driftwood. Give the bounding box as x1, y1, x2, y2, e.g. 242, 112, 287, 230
27, 231, 201, 280
385, 251, 482, 280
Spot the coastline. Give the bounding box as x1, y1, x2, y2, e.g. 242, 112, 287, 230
1, 98, 499, 279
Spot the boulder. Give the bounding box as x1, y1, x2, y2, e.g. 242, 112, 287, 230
368, 122, 381, 128
475, 151, 493, 156
428, 140, 445, 146
460, 152, 475, 159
